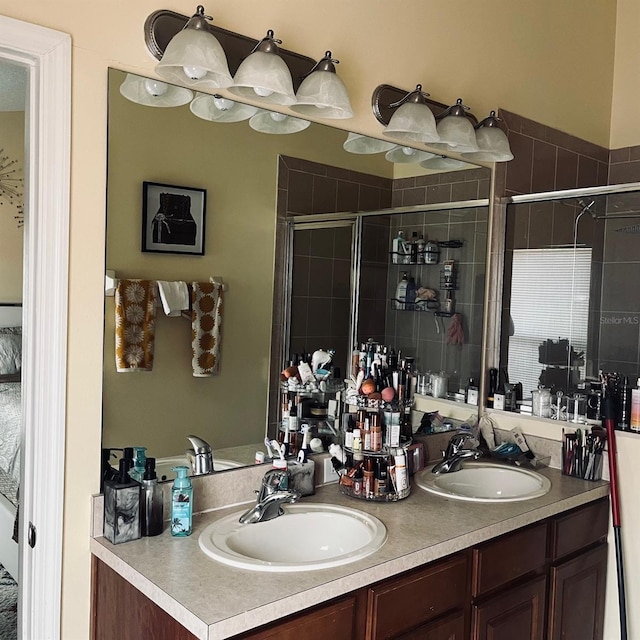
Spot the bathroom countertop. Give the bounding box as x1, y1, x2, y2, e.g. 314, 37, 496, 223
91, 467, 608, 640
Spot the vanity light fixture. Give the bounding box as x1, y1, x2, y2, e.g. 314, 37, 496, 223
119, 73, 194, 107
420, 155, 470, 171
190, 92, 258, 122
154, 5, 233, 89
342, 132, 395, 154
385, 145, 436, 164
290, 51, 353, 119
432, 98, 479, 153
228, 30, 296, 106
249, 110, 311, 134
378, 84, 440, 143
462, 111, 514, 162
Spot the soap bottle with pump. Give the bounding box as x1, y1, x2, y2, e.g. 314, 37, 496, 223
141, 458, 163, 537
103, 458, 141, 545
170, 466, 193, 537
130, 446, 147, 483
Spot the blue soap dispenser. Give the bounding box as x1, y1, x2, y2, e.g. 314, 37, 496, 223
170, 466, 193, 537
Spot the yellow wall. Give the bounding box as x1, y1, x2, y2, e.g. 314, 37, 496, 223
610, 0, 640, 148
0, 1, 629, 638
0, 111, 24, 302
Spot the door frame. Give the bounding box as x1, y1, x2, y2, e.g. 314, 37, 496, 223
0, 15, 71, 639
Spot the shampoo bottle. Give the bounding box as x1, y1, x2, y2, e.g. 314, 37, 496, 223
141, 458, 163, 536
170, 466, 193, 537
391, 230, 405, 264
103, 458, 141, 545
394, 272, 409, 310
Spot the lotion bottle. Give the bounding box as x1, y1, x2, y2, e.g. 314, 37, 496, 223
394, 272, 409, 310
170, 466, 193, 537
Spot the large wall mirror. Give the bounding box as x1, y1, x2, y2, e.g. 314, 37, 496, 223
102, 68, 491, 475
500, 185, 640, 420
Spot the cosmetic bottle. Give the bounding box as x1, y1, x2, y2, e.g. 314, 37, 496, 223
416, 234, 426, 264
103, 458, 141, 545
141, 458, 163, 537
170, 466, 193, 537
630, 378, 640, 433
363, 457, 374, 497
363, 417, 372, 450
391, 230, 405, 264
617, 376, 631, 431
410, 231, 419, 263
394, 449, 409, 492
375, 458, 388, 497
405, 276, 417, 309
424, 238, 439, 264
370, 413, 382, 452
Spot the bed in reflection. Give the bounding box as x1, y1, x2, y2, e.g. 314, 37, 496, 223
0, 304, 22, 580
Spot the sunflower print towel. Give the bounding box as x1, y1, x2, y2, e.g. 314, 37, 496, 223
191, 281, 224, 377
115, 279, 157, 372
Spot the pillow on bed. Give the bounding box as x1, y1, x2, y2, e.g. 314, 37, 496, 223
0, 332, 21, 375
0, 381, 21, 481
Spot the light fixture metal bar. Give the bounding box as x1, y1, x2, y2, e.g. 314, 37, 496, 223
372, 84, 479, 126
144, 9, 316, 90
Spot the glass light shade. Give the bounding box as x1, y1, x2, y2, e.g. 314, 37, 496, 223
249, 110, 311, 134
155, 28, 233, 89
432, 114, 479, 153
383, 102, 439, 143
229, 51, 296, 105
420, 155, 470, 171
189, 92, 258, 122
343, 133, 396, 154
291, 71, 353, 119
119, 74, 194, 107
462, 126, 514, 162
385, 145, 436, 164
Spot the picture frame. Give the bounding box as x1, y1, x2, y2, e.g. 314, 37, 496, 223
142, 181, 206, 255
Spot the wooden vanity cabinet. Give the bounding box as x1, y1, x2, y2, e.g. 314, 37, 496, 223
91, 499, 609, 640
547, 499, 609, 640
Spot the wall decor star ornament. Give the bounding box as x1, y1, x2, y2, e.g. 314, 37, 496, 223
0, 148, 24, 228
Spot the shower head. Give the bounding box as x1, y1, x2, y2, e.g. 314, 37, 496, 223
577, 199, 596, 216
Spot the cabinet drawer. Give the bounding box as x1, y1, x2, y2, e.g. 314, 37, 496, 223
472, 521, 547, 597
551, 498, 609, 561
367, 554, 467, 639
236, 596, 357, 640
396, 610, 465, 640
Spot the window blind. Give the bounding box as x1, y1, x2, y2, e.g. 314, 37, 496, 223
508, 247, 592, 395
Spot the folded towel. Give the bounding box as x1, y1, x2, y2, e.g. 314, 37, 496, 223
157, 280, 189, 317
115, 279, 157, 372
191, 281, 224, 377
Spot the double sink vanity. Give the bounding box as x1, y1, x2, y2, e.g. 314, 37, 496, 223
90, 444, 609, 640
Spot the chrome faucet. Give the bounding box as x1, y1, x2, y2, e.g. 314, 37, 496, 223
431, 433, 482, 474
186, 435, 214, 476
239, 468, 300, 524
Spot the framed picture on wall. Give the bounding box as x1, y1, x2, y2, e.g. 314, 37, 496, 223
142, 181, 207, 255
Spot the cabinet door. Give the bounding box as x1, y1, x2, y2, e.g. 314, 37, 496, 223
548, 544, 607, 640
471, 575, 546, 640
395, 610, 465, 640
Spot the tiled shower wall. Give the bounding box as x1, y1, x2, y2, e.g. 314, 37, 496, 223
496, 109, 640, 382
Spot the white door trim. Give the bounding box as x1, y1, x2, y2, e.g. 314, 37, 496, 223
0, 15, 71, 640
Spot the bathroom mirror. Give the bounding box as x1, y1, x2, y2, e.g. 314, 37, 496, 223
102, 68, 490, 474
500, 186, 640, 413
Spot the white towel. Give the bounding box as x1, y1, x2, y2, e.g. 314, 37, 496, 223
157, 280, 189, 317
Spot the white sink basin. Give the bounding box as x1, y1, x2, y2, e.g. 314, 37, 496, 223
415, 462, 551, 503
199, 503, 387, 572
156, 456, 242, 481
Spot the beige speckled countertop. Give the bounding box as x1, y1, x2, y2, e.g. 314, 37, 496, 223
91, 467, 608, 640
